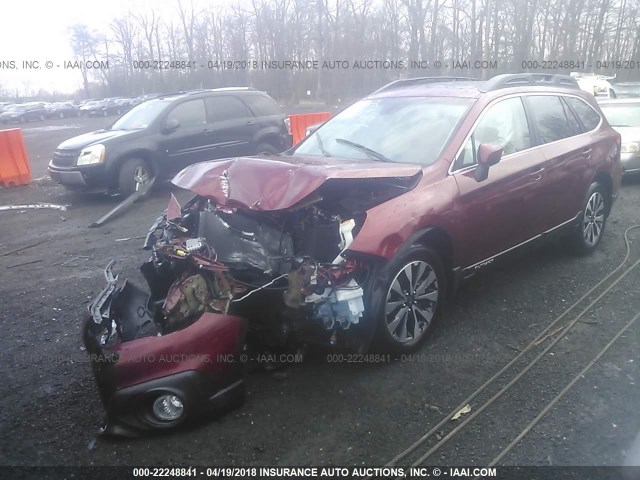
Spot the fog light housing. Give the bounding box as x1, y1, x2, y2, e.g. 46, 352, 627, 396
152, 394, 184, 422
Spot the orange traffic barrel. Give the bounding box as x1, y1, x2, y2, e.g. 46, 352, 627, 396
0, 128, 31, 188
289, 112, 332, 145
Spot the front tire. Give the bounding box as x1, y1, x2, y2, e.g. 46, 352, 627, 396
570, 182, 608, 255
118, 158, 153, 196
373, 245, 446, 351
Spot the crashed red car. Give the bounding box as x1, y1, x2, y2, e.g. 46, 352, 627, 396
84, 74, 622, 436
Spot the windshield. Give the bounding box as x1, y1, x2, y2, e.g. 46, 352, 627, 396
293, 97, 473, 165
600, 104, 640, 128
111, 99, 171, 130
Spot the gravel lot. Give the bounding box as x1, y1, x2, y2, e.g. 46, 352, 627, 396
0, 116, 639, 468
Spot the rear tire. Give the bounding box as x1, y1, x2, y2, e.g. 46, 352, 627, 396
569, 182, 608, 255
118, 158, 154, 196
255, 142, 278, 155
371, 245, 446, 352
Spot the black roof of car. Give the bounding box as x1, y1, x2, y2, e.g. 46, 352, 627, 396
155, 87, 262, 101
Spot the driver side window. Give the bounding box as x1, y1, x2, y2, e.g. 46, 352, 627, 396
456, 97, 531, 168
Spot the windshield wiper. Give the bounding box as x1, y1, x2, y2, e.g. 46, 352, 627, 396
316, 132, 331, 157
335, 138, 392, 163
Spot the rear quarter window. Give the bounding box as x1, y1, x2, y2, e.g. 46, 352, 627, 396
526, 95, 574, 144
564, 97, 601, 131
244, 95, 281, 116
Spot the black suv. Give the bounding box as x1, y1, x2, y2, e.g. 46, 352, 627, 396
48, 88, 292, 194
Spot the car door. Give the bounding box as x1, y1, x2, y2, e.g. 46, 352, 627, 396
204, 96, 257, 158
452, 96, 547, 268
159, 98, 214, 174
523, 95, 594, 231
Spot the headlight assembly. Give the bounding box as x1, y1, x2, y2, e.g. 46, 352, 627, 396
77, 144, 105, 165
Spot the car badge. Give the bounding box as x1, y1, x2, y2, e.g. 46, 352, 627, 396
219, 170, 230, 198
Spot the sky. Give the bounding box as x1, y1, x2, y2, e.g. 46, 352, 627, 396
0, 0, 211, 95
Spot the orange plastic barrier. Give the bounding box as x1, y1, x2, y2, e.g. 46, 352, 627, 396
289, 112, 332, 145
0, 128, 31, 188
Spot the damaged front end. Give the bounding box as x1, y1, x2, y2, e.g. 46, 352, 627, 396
84, 252, 246, 437
84, 162, 421, 435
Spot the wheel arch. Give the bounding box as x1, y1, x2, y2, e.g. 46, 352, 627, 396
592, 170, 613, 215
396, 225, 456, 297
114, 149, 158, 175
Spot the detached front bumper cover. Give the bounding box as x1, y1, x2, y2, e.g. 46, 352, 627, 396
84, 261, 247, 437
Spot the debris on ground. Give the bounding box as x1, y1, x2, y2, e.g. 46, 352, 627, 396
114, 236, 146, 242
451, 404, 472, 421
88, 178, 155, 228
0, 240, 45, 257
7, 259, 43, 269
0, 203, 68, 212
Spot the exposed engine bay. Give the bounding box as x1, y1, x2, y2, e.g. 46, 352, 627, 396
91, 176, 419, 354
138, 193, 370, 352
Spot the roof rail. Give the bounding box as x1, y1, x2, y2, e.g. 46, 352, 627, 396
485, 73, 579, 91
372, 76, 480, 94
209, 86, 257, 92
157, 88, 257, 99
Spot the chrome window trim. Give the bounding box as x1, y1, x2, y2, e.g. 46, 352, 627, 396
448, 92, 604, 175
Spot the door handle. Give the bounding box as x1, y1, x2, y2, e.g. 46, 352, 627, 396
581, 148, 592, 158
530, 168, 545, 180
246, 120, 255, 125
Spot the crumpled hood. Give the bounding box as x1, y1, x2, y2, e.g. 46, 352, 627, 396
172, 155, 423, 211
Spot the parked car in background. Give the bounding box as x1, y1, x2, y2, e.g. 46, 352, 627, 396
83, 74, 622, 436
612, 82, 640, 98
82, 98, 126, 117
46, 102, 80, 119
0, 102, 13, 114
599, 99, 640, 175
571, 72, 617, 98
0, 103, 48, 123
49, 87, 293, 195
113, 98, 135, 112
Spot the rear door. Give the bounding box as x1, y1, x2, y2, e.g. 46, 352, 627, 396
204, 96, 256, 158
452, 96, 547, 268
159, 98, 213, 173
524, 95, 597, 230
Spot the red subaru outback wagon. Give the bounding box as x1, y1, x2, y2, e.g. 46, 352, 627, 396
85, 73, 622, 435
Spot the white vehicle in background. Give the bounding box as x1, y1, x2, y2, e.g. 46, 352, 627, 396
570, 72, 617, 98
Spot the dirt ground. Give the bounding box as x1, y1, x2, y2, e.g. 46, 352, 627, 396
0, 116, 639, 469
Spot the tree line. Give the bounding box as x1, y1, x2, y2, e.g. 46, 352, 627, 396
63, 0, 640, 101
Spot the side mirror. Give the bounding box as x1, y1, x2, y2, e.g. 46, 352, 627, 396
163, 118, 180, 134
474, 143, 503, 182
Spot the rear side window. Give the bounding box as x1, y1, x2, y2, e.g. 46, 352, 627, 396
166, 99, 206, 127
206, 96, 251, 122
457, 97, 532, 168
564, 97, 601, 131
527, 95, 574, 144
244, 95, 281, 116
560, 97, 583, 135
